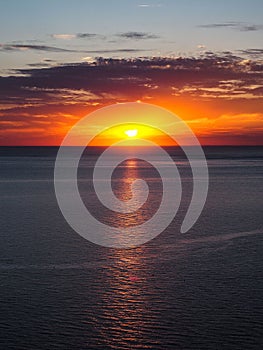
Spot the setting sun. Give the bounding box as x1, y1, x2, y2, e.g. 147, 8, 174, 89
87, 123, 177, 146
125, 129, 138, 137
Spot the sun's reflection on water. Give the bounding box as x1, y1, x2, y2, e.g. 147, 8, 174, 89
99, 246, 160, 348
96, 159, 161, 348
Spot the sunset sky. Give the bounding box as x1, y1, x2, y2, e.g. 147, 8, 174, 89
0, 0, 263, 145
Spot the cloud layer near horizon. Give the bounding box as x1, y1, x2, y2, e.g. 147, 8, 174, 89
0, 54, 263, 145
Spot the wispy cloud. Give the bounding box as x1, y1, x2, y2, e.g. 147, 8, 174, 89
117, 31, 159, 39
240, 24, 263, 31
51, 34, 76, 40
0, 43, 150, 54
0, 44, 73, 52
199, 22, 239, 29
198, 22, 263, 32
197, 44, 206, 49
138, 4, 163, 7
51, 33, 100, 40
76, 33, 99, 39
239, 48, 263, 56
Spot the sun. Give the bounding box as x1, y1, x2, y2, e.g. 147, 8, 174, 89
88, 123, 177, 146
124, 129, 138, 137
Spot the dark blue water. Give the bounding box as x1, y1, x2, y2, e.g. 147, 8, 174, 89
0, 146, 263, 349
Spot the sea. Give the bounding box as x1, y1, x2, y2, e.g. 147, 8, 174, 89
0, 146, 263, 350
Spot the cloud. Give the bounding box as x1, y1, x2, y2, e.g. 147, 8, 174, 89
76, 33, 99, 39
27, 63, 53, 68
89, 48, 151, 53
198, 22, 240, 29
240, 25, 263, 31
197, 44, 206, 49
198, 22, 263, 32
117, 31, 159, 39
239, 48, 263, 56
138, 4, 162, 7
51, 34, 76, 40
1, 53, 263, 110
0, 44, 73, 52
0, 43, 149, 54
1, 53, 263, 145
51, 33, 99, 39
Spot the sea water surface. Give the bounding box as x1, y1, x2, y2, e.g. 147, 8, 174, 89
0, 146, 263, 349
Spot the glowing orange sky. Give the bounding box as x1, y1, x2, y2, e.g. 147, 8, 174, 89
1, 57, 263, 146
2, 97, 263, 146
88, 123, 178, 147
2, 95, 263, 146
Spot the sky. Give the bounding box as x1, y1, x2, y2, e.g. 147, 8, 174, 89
0, 0, 263, 145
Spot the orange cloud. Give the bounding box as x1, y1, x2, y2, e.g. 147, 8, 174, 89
1, 56, 263, 145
